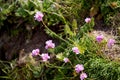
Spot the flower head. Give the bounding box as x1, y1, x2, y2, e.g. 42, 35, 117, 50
80, 72, 87, 80
85, 18, 91, 23
34, 11, 44, 22
63, 57, 69, 63
72, 47, 80, 54
96, 35, 104, 43
107, 39, 115, 48
32, 49, 40, 56
45, 40, 55, 49
41, 53, 50, 62
75, 64, 84, 73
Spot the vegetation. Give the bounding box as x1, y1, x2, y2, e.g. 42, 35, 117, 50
0, 0, 120, 80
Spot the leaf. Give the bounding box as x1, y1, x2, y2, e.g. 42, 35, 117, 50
0, 76, 10, 79
2, 69, 8, 74
72, 19, 78, 35
89, 18, 95, 28
110, 2, 118, 8
64, 24, 74, 37
24, 9, 35, 15
56, 53, 64, 60
78, 45, 86, 54
15, 8, 28, 17
90, 6, 99, 17
72, 19, 77, 30
74, 43, 86, 54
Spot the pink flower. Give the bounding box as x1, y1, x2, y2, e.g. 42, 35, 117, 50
85, 18, 91, 23
72, 47, 80, 54
107, 39, 115, 48
63, 57, 69, 63
45, 40, 55, 49
80, 72, 87, 80
41, 53, 50, 62
96, 35, 104, 43
75, 64, 84, 73
32, 49, 40, 56
34, 11, 44, 22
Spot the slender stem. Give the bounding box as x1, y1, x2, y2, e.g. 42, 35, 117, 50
42, 20, 72, 46
45, 62, 71, 69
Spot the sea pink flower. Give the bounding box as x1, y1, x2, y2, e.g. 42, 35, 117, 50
96, 35, 104, 43
72, 47, 80, 54
85, 18, 91, 23
107, 39, 115, 48
32, 49, 40, 56
80, 72, 87, 80
63, 57, 69, 63
34, 11, 44, 22
45, 40, 55, 49
75, 64, 84, 73
41, 53, 50, 62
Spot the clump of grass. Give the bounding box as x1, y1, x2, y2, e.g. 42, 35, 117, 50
85, 58, 120, 80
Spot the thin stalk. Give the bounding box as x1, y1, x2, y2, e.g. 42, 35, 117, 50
42, 20, 72, 46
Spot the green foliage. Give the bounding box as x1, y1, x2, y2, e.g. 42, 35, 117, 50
101, 0, 120, 24
0, 0, 120, 29
0, 0, 120, 80
0, 0, 15, 27
85, 58, 120, 80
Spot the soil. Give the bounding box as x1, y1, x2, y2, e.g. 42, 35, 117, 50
0, 25, 59, 61
93, 20, 120, 60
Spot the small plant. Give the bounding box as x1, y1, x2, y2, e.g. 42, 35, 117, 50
0, 0, 120, 80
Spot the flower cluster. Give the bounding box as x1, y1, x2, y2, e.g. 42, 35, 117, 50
41, 53, 50, 62
45, 40, 55, 49
33, 13, 88, 80
32, 49, 40, 56
75, 64, 84, 73
63, 57, 69, 63
96, 35, 104, 43
72, 47, 80, 54
85, 18, 91, 23
95, 35, 115, 48
107, 38, 115, 49
75, 64, 87, 80
80, 72, 88, 80
31, 40, 54, 62
34, 11, 44, 22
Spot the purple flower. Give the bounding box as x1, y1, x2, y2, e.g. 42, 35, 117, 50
72, 47, 80, 54
96, 35, 104, 43
34, 11, 44, 22
32, 49, 40, 56
80, 72, 87, 80
63, 57, 69, 63
41, 53, 50, 62
75, 64, 84, 73
107, 39, 115, 48
85, 18, 91, 23
45, 40, 55, 49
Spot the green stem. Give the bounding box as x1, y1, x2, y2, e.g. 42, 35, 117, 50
42, 20, 72, 46
45, 62, 71, 69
